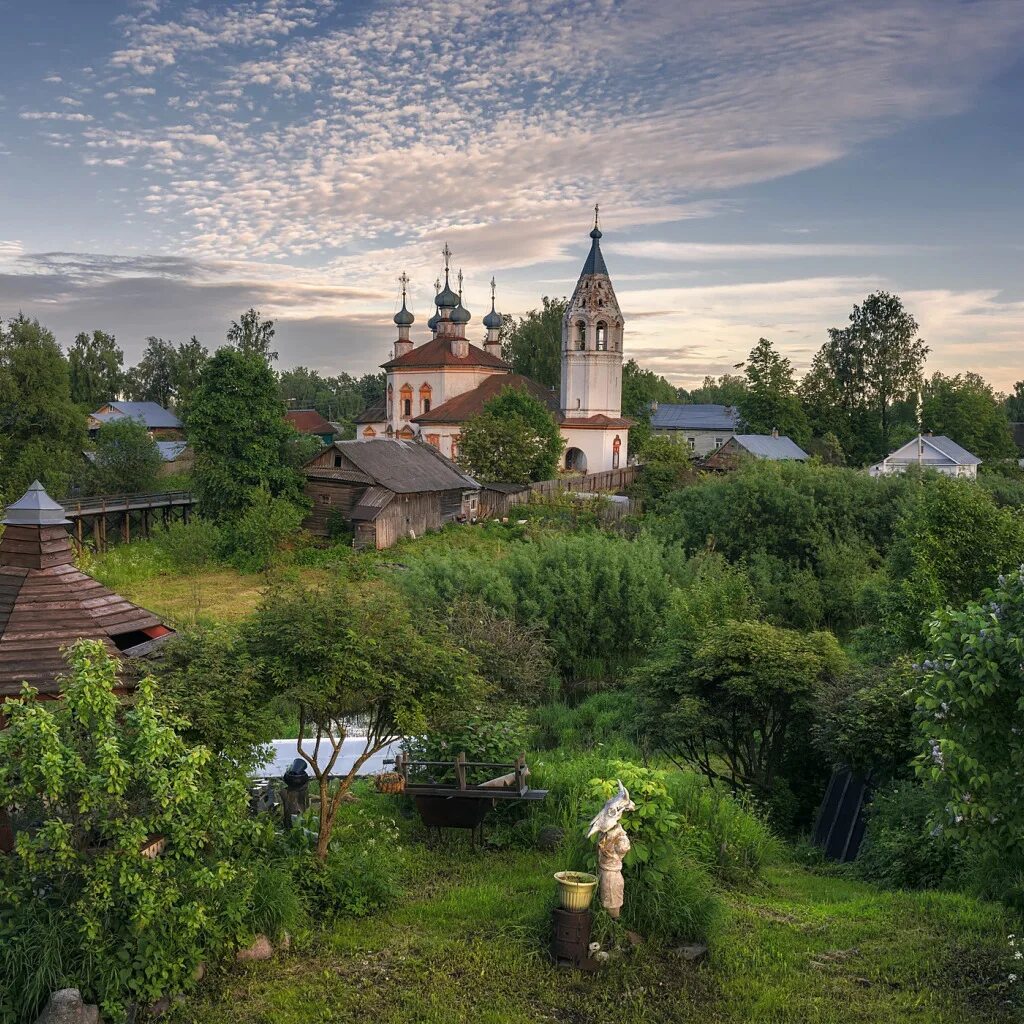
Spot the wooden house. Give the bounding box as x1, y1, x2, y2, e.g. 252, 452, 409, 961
0, 482, 175, 705
704, 431, 809, 469
88, 401, 184, 441
302, 439, 480, 549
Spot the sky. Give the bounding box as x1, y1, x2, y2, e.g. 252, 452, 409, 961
1, 0, 1023, 390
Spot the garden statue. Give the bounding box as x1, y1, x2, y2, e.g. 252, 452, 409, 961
587, 781, 635, 919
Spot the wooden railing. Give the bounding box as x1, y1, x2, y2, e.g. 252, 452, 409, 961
60, 490, 194, 518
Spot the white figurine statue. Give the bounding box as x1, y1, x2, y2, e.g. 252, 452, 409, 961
587, 781, 636, 919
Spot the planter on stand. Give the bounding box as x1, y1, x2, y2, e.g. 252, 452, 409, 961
551, 871, 599, 970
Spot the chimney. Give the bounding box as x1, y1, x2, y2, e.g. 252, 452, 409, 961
771, 427, 779, 439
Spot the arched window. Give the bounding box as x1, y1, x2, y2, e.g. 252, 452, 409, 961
419, 383, 432, 414
399, 383, 412, 419
362, 426, 376, 438
386, 384, 394, 419
576, 321, 586, 350
596, 322, 608, 351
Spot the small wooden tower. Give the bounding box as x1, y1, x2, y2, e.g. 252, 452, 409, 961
0, 481, 174, 702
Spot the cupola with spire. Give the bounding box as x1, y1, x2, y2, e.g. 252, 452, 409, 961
427, 276, 441, 337
447, 268, 470, 357
434, 243, 461, 321
392, 272, 415, 359
483, 276, 503, 356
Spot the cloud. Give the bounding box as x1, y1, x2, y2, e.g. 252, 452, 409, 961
19, 111, 94, 122
610, 242, 917, 262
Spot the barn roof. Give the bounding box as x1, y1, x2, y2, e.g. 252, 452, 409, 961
0, 482, 174, 698
307, 440, 479, 494
650, 403, 738, 431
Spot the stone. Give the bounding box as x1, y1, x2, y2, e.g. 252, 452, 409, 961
676, 943, 709, 963
625, 930, 644, 947
34, 989, 100, 1024
147, 996, 172, 1018
236, 934, 274, 962
192, 962, 207, 983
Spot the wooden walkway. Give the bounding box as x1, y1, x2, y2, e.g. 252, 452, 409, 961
59, 490, 196, 551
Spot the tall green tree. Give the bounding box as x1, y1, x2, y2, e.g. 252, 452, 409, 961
188, 348, 303, 520
88, 417, 164, 495
501, 296, 566, 390
621, 358, 678, 454
457, 387, 565, 484
1005, 381, 1024, 423
739, 337, 810, 444
816, 292, 928, 460
125, 336, 177, 407
172, 335, 209, 418
227, 307, 277, 362
68, 329, 123, 409
0, 315, 85, 497
685, 373, 747, 407
920, 371, 1016, 461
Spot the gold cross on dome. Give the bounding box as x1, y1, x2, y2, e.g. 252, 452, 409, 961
442, 242, 452, 272
594, 202, 600, 229
490, 276, 496, 301
457, 268, 464, 295
398, 271, 409, 300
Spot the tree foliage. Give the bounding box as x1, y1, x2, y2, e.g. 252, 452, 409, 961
188, 348, 304, 520
0, 641, 264, 1022
87, 416, 164, 495
124, 336, 177, 407
501, 296, 566, 389
457, 386, 564, 484
0, 314, 85, 498
921, 371, 1017, 461
227, 307, 278, 362
68, 329, 123, 409
739, 337, 809, 444
622, 358, 678, 454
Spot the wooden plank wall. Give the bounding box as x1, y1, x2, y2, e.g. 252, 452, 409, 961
372, 492, 441, 549
302, 480, 365, 536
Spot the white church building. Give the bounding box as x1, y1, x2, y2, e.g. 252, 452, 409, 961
356, 217, 631, 474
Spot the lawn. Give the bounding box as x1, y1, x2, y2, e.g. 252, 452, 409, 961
170, 810, 1018, 1024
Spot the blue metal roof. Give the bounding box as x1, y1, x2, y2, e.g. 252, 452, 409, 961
650, 403, 739, 431
884, 435, 981, 467
93, 401, 182, 429
731, 434, 809, 460
580, 227, 609, 277
155, 441, 189, 461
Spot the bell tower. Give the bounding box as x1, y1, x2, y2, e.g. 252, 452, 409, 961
560, 206, 624, 419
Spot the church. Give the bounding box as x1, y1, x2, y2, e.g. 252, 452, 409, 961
355, 215, 631, 474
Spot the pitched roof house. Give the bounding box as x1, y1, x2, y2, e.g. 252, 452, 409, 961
705, 432, 809, 468
650, 403, 740, 457
89, 401, 183, 437
302, 439, 480, 549
285, 409, 337, 444
868, 435, 982, 479
0, 482, 174, 702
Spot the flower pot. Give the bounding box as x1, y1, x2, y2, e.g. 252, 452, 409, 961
554, 870, 598, 912
375, 771, 405, 795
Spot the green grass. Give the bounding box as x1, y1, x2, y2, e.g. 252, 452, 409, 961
170, 835, 1019, 1024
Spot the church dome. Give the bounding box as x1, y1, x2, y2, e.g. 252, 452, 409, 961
393, 301, 414, 327
435, 273, 460, 309
482, 302, 502, 330
427, 309, 439, 331
451, 301, 471, 324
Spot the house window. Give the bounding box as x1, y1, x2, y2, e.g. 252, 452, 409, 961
576, 321, 586, 350
714, 437, 724, 447
596, 322, 607, 351
687, 437, 696, 450
334, 454, 343, 467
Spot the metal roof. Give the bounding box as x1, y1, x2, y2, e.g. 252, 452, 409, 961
313, 439, 479, 494
155, 441, 189, 461
580, 228, 609, 277
349, 486, 395, 521
650, 403, 739, 430
3, 481, 71, 526
92, 402, 183, 429
882, 435, 981, 467
731, 434, 809, 460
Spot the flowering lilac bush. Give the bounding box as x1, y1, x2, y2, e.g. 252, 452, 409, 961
916, 566, 1024, 895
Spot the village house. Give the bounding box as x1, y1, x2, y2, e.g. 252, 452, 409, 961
705, 431, 809, 469
356, 214, 631, 474
302, 439, 480, 549
649, 403, 740, 456
868, 434, 981, 479
0, 482, 174, 705
285, 408, 337, 445
88, 401, 184, 440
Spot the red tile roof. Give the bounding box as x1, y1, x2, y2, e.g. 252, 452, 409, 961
414, 374, 559, 425
381, 337, 510, 371
286, 409, 336, 436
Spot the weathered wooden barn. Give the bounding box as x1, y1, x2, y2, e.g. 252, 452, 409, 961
0, 482, 175, 705
302, 440, 480, 549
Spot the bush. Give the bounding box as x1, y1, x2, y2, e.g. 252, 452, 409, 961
155, 515, 224, 572
855, 781, 966, 891
245, 863, 307, 941
533, 690, 639, 752
221, 488, 308, 572
0, 641, 268, 1023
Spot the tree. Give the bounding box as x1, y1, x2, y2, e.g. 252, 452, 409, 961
621, 358, 678, 455
685, 373, 746, 407
457, 386, 565, 483
0, 314, 86, 498
245, 582, 486, 860
1005, 381, 1024, 423
172, 335, 209, 418
68, 329, 123, 409
227, 307, 278, 362
920, 371, 1017, 461
817, 292, 928, 459
636, 616, 846, 808
633, 434, 691, 508
188, 348, 304, 520
501, 296, 566, 389
915, 567, 1024, 886
88, 416, 164, 495
739, 337, 809, 444
125, 336, 177, 407
0, 640, 264, 1021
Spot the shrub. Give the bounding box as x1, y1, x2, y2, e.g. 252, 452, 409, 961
245, 863, 307, 941
0, 641, 267, 1023
855, 781, 966, 891
221, 488, 308, 572
154, 515, 224, 572
533, 690, 639, 752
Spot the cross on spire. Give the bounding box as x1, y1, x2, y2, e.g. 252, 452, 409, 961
490, 276, 496, 303
398, 271, 409, 302
442, 242, 452, 273
457, 268, 464, 296
594, 202, 600, 230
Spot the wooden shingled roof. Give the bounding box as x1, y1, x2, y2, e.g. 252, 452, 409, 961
0, 482, 174, 700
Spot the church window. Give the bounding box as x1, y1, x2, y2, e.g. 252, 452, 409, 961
596, 322, 608, 351
612, 434, 621, 469
426, 433, 440, 448
451, 434, 461, 459
362, 426, 377, 438
576, 321, 586, 349
420, 383, 432, 414
387, 384, 393, 419
399, 383, 412, 418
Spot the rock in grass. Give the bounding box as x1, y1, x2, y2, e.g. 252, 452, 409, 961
35, 989, 100, 1024
676, 943, 708, 963
536, 826, 565, 851
236, 934, 275, 961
